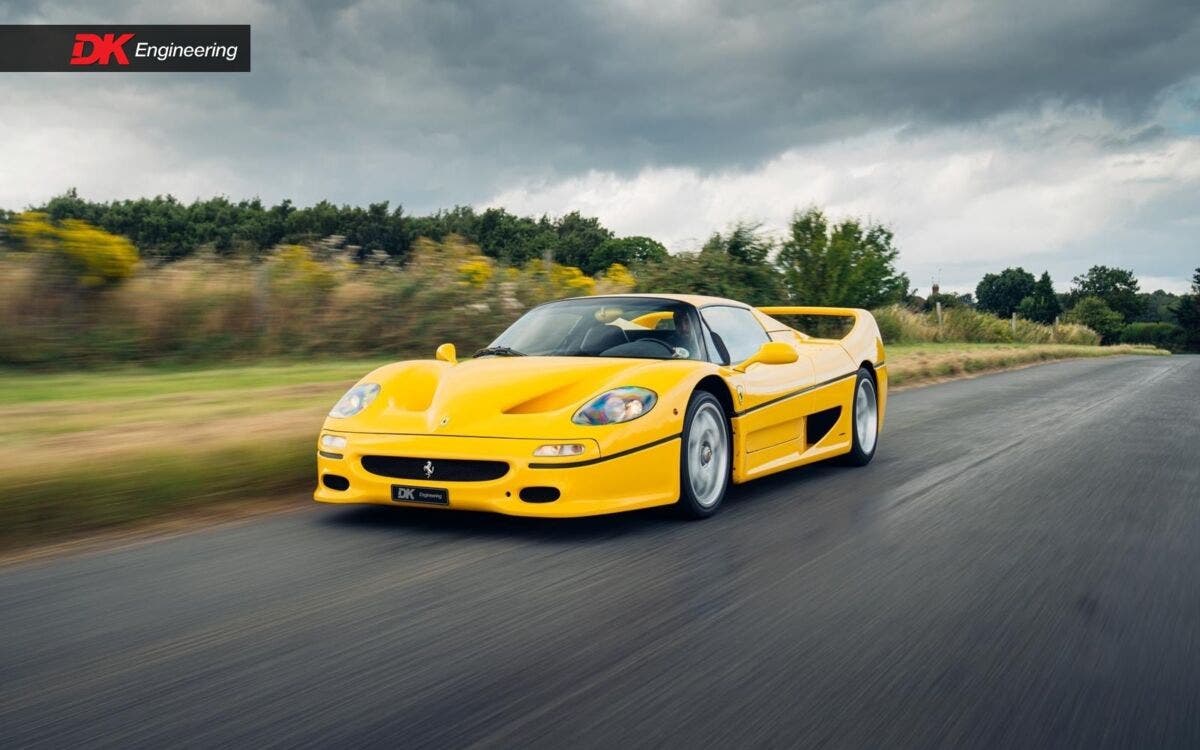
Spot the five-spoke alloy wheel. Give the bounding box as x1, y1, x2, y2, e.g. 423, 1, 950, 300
678, 391, 730, 518
843, 367, 879, 466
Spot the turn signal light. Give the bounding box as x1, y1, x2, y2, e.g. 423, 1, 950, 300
321, 434, 348, 450
533, 443, 585, 457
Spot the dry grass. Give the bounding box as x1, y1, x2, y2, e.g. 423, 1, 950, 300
886, 343, 1167, 387
872, 304, 1101, 346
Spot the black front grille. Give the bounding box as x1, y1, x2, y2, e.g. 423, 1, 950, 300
361, 455, 509, 482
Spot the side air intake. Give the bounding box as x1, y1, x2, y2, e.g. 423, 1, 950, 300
805, 406, 842, 446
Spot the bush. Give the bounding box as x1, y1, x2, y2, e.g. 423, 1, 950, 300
868, 303, 1100, 346
1065, 296, 1124, 344
872, 304, 938, 343
0, 234, 631, 368
8, 212, 137, 288
1120, 322, 1186, 351
0, 219, 1112, 367
940, 307, 1014, 343
1049, 323, 1101, 346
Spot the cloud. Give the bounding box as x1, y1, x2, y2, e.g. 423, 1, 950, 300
0, 1, 1198, 288
487, 105, 1200, 293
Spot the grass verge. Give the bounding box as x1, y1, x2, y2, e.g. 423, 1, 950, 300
885, 343, 1167, 387
0, 344, 1168, 550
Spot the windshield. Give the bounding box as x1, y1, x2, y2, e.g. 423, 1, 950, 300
487, 298, 705, 360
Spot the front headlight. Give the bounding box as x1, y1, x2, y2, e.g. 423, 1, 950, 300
572, 387, 657, 425
329, 383, 381, 418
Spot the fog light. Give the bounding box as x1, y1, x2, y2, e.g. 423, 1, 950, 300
533, 443, 585, 457
321, 434, 347, 450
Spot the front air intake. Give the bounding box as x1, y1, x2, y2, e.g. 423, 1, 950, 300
519, 486, 560, 503
322, 474, 350, 491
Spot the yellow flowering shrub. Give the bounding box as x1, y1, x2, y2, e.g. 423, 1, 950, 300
8, 212, 137, 287
597, 262, 636, 293
457, 257, 494, 287
267, 244, 337, 293
551, 264, 596, 294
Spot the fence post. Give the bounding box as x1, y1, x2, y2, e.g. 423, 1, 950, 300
1011, 312, 1017, 335
935, 301, 943, 328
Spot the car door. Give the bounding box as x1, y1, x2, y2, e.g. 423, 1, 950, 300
699, 305, 815, 477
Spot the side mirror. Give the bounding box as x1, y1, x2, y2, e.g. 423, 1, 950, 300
435, 343, 457, 364
734, 341, 798, 372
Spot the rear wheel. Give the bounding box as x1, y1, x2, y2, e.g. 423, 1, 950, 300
842, 368, 879, 466
677, 391, 730, 518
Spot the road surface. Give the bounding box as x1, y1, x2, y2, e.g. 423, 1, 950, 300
2, 355, 1199, 748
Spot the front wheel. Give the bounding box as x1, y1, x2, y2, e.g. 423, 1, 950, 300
842, 368, 879, 466
677, 391, 731, 518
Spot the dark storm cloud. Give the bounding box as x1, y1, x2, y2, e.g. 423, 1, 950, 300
332, 1, 1198, 141
234, 0, 1200, 176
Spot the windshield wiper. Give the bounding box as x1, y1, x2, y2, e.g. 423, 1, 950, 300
472, 346, 527, 357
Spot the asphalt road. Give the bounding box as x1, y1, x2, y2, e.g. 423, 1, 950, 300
3, 355, 1199, 748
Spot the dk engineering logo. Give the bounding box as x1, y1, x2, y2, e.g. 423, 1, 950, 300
70, 33, 135, 65
69, 32, 241, 66
0, 25, 250, 72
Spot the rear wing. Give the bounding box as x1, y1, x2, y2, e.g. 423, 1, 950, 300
757, 306, 868, 339
756, 306, 883, 364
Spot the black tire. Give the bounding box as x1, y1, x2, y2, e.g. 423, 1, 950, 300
842, 367, 879, 466
677, 391, 731, 519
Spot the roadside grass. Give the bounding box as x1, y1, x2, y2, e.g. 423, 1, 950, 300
886, 343, 1167, 387
0, 358, 388, 404
0, 343, 1168, 548
0, 361, 375, 548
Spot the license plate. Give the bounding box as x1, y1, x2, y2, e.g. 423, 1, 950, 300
391, 485, 449, 505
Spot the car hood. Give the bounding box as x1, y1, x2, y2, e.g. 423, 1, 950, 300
326, 356, 695, 436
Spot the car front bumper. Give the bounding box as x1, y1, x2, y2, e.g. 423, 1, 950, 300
314, 431, 681, 517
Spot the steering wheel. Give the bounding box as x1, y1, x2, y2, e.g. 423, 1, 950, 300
641, 338, 677, 355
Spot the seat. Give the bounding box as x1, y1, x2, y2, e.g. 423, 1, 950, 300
579, 324, 627, 355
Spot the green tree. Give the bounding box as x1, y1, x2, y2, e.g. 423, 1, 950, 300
472, 207, 562, 266
1069, 265, 1143, 321
1134, 289, 1182, 323
1172, 268, 1200, 351
1065, 296, 1124, 344
777, 208, 909, 307
552, 212, 614, 274
635, 222, 784, 305
592, 236, 668, 269
19, 191, 644, 272
975, 267, 1035, 318
922, 291, 965, 311
1016, 271, 1061, 323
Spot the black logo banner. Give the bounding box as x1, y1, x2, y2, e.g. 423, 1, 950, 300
0, 25, 251, 72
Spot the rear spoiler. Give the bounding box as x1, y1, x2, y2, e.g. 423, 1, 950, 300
756, 306, 883, 366
756, 306, 868, 341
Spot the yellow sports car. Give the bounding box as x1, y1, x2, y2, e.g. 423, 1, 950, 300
315, 294, 886, 518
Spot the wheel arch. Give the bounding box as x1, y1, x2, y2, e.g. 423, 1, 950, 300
692, 374, 735, 422
857, 359, 886, 431
676, 375, 735, 518
858, 359, 877, 383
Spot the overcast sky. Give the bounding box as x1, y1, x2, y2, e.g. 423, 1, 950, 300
2, 0, 1198, 293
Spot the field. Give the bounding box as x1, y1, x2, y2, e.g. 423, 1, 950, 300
0, 344, 1165, 548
